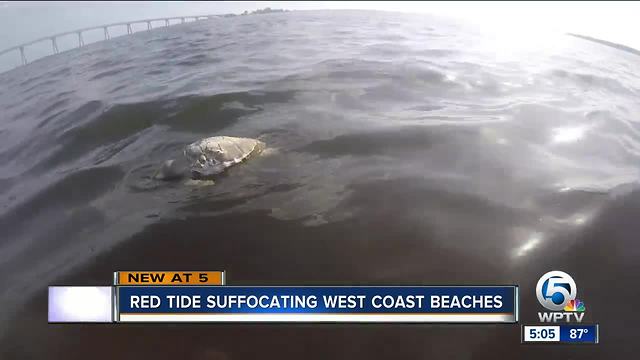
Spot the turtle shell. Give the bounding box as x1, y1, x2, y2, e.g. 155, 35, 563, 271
184, 136, 264, 177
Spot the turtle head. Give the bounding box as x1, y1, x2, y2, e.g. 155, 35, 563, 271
154, 158, 189, 181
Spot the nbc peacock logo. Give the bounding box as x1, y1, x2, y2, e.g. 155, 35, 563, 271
563, 299, 586, 312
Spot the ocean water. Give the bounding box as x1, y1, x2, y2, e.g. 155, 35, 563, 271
1, 10, 639, 359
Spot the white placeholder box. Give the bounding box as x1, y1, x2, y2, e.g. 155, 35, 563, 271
48, 286, 113, 323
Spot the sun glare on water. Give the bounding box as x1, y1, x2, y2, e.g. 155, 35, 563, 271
551, 126, 588, 143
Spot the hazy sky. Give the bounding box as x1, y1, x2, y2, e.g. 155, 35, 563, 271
1, 1, 639, 55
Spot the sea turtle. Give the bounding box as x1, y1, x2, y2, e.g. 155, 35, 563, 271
154, 136, 265, 181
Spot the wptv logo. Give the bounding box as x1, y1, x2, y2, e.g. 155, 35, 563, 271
536, 271, 586, 323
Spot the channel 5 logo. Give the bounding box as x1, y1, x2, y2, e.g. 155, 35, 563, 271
536, 271, 586, 323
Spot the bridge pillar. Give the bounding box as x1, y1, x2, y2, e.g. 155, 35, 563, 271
77, 32, 84, 47
19, 46, 27, 65
51, 37, 59, 54
147, 21, 152, 30
181, 17, 185, 24
165, 19, 170, 27
104, 27, 110, 40
127, 23, 133, 34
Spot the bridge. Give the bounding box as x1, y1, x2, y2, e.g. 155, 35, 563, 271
0, 14, 225, 67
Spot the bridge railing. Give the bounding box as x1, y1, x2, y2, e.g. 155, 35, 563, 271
0, 14, 224, 66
